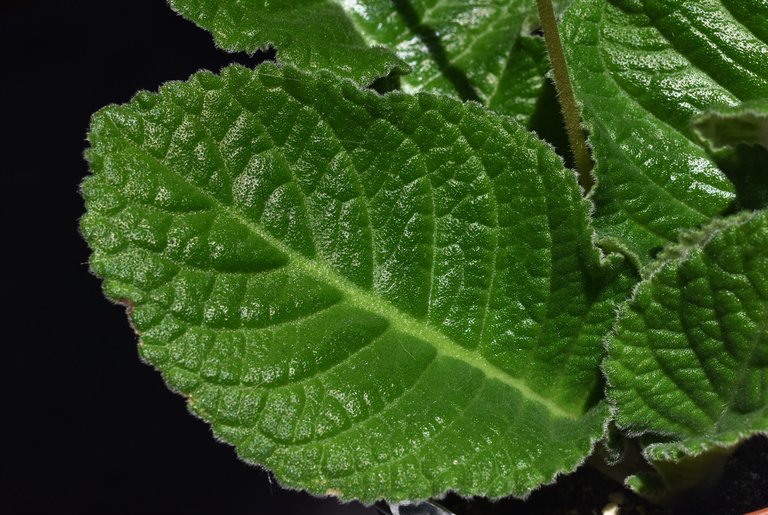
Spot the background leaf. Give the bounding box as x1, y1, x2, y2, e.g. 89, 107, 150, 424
606, 210, 768, 467
487, 35, 550, 126
81, 63, 635, 502
346, 0, 573, 124
167, 0, 409, 85
170, 0, 570, 125
562, 0, 768, 264
342, 1, 535, 103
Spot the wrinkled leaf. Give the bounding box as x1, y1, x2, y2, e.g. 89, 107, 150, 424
562, 0, 768, 264
81, 63, 636, 501
169, 0, 560, 123
167, 0, 409, 85
342, 1, 534, 101
693, 99, 768, 153
607, 210, 768, 469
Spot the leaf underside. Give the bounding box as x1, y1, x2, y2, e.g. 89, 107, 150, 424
693, 98, 768, 153
81, 64, 637, 502
169, 0, 556, 124
607, 210, 768, 463
563, 0, 768, 264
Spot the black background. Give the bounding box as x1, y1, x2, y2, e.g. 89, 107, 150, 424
2, 2, 767, 515
2, 1, 371, 513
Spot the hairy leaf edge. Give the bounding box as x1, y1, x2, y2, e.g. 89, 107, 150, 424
79, 61, 634, 503
601, 210, 767, 460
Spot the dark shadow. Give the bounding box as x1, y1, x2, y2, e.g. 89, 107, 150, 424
649, 246, 664, 259
528, 78, 572, 167
391, 0, 481, 102
719, 144, 768, 214
369, 70, 403, 95
235, 45, 276, 69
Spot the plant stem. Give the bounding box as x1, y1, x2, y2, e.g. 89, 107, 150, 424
536, 0, 593, 192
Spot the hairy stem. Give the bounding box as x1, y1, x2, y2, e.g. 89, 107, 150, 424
536, 0, 593, 192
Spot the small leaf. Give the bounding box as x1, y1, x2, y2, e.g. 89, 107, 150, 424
167, 0, 409, 85
693, 99, 768, 153
81, 63, 636, 501
607, 210, 768, 467
562, 0, 768, 264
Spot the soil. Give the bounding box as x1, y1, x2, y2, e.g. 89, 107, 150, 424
427, 436, 768, 515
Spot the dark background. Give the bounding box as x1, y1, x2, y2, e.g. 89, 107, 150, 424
2, 1, 370, 513
2, 2, 767, 514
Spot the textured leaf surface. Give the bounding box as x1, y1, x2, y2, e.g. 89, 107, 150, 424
693, 99, 768, 153
342, 1, 534, 101
167, 0, 409, 85
345, 1, 575, 123
169, 0, 554, 123
81, 63, 636, 501
563, 0, 768, 264
606, 210, 768, 462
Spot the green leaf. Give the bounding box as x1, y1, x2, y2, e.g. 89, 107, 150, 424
693, 99, 768, 153
81, 63, 636, 501
562, 0, 768, 264
606, 210, 768, 467
343, 1, 536, 102
488, 35, 551, 126
169, 0, 558, 124
167, 0, 409, 85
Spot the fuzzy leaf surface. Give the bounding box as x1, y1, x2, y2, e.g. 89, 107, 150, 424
563, 0, 768, 264
81, 64, 636, 501
169, 0, 556, 124
606, 210, 768, 462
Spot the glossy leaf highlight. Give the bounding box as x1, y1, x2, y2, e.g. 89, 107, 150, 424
563, 0, 768, 263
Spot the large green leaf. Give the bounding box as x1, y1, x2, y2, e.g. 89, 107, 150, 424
169, 0, 557, 124
606, 210, 768, 465
562, 0, 768, 264
81, 63, 635, 501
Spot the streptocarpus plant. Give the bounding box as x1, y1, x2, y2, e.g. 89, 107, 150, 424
80, 0, 768, 507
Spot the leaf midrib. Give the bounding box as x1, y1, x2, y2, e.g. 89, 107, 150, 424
249, 212, 580, 421
105, 112, 580, 421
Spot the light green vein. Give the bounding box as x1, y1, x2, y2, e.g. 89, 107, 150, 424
251, 211, 573, 419
222, 176, 579, 421
116, 120, 579, 421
